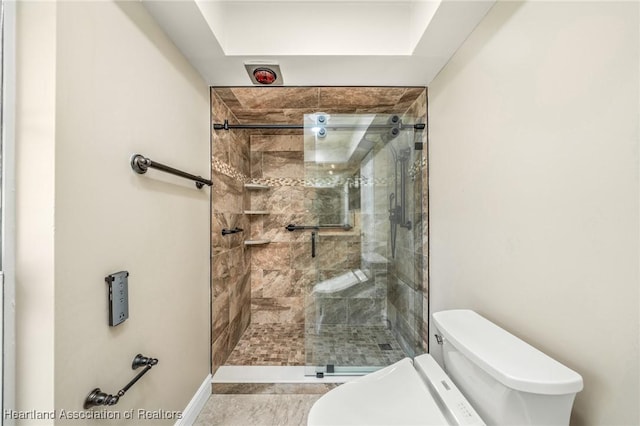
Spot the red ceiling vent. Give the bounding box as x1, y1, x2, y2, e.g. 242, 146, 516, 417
253, 68, 277, 85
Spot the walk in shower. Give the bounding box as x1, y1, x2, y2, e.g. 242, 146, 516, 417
210, 87, 428, 378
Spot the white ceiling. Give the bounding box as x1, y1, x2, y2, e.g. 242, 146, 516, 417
141, 0, 495, 86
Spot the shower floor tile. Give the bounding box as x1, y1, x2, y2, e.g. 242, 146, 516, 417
225, 323, 306, 366
224, 323, 405, 368
306, 325, 406, 367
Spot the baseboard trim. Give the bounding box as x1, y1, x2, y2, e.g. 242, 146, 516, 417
175, 373, 212, 426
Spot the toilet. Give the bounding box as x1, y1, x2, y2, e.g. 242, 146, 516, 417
307, 309, 583, 425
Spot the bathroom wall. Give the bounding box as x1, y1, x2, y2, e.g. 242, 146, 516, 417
428, 1, 638, 424
386, 91, 428, 354
247, 133, 314, 326
360, 90, 429, 355
248, 132, 363, 327
15, 1, 56, 416
210, 91, 252, 374
413, 91, 430, 352
16, 1, 210, 423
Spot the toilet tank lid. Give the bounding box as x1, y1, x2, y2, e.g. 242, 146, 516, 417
433, 310, 584, 395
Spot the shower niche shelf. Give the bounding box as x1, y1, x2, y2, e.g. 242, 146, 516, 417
244, 210, 270, 215
244, 183, 270, 190
244, 239, 271, 246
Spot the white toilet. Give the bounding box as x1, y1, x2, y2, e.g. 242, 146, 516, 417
307, 309, 583, 425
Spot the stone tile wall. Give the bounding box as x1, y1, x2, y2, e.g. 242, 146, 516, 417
248, 134, 364, 326
415, 90, 430, 353
248, 134, 311, 324
211, 91, 252, 374
385, 90, 429, 355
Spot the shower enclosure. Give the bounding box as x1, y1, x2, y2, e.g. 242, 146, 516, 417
210, 87, 427, 379
300, 113, 424, 376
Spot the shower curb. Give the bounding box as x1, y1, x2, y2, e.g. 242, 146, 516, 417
212, 366, 355, 384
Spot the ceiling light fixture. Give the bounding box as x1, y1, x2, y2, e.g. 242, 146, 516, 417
245, 62, 283, 86
253, 68, 277, 85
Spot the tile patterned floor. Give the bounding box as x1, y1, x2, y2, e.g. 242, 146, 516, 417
225, 323, 306, 366
213, 383, 338, 395
307, 325, 406, 367
224, 323, 405, 368
194, 394, 321, 426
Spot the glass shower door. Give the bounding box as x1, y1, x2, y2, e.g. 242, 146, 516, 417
302, 113, 424, 376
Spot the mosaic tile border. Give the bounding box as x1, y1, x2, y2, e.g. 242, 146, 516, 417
212, 157, 427, 189
212, 157, 249, 183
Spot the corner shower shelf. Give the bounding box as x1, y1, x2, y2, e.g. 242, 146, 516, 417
244, 239, 271, 246
244, 210, 270, 215
244, 183, 270, 190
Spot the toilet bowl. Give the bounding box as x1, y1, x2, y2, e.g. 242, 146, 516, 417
308, 353, 484, 425
308, 309, 583, 426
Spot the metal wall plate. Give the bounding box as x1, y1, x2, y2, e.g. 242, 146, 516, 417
105, 271, 129, 326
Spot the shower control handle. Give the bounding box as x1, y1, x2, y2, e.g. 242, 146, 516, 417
311, 232, 316, 258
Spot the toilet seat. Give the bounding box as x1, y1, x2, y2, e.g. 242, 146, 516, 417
307, 355, 485, 426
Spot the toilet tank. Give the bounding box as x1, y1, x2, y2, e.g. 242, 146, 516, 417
432, 310, 583, 425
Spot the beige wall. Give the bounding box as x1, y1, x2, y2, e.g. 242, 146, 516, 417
17, 1, 210, 423
428, 1, 639, 425
15, 1, 57, 419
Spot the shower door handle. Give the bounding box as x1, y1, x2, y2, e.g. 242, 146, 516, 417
311, 232, 316, 258
285, 223, 352, 232
286, 224, 318, 231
